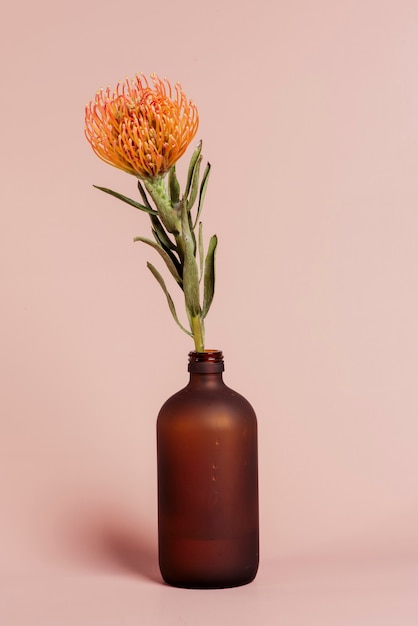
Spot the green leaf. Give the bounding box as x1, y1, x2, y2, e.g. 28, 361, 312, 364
93, 185, 158, 215
168, 165, 180, 206
193, 163, 211, 228
134, 236, 182, 287
150, 214, 177, 251
186, 155, 202, 211
151, 227, 182, 277
181, 201, 201, 317
202, 234, 218, 319
198, 222, 204, 283
147, 263, 193, 337
184, 141, 202, 202
137, 180, 153, 210
188, 211, 197, 256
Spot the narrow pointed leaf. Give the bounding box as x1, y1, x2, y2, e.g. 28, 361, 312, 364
147, 262, 193, 337
188, 211, 197, 256
181, 201, 201, 317
150, 214, 177, 251
151, 228, 182, 276
193, 163, 211, 228
202, 234, 218, 319
186, 155, 202, 211
198, 222, 204, 283
184, 141, 202, 202
134, 236, 182, 287
93, 185, 158, 215
168, 165, 180, 206
137, 180, 153, 210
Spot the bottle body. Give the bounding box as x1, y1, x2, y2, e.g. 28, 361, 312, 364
157, 351, 259, 588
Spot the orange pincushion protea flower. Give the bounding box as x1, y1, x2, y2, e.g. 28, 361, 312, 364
85, 74, 199, 179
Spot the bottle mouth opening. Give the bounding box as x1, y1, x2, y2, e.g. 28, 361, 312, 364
189, 350, 223, 362
188, 350, 224, 372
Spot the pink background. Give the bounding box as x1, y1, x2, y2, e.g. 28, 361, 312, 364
1, 0, 418, 623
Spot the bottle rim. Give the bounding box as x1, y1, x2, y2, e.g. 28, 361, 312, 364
188, 350, 224, 372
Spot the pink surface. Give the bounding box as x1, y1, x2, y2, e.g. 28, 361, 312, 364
1, 0, 418, 622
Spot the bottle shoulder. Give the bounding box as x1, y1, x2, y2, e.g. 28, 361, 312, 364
157, 380, 257, 422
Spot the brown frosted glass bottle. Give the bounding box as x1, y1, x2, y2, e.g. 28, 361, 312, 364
157, 350, 259, 588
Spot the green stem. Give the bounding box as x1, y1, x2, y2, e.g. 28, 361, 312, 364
190, 315, 205, 352
143, 177, 181, 235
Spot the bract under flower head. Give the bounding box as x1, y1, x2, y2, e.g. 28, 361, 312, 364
85, 74, 199, 179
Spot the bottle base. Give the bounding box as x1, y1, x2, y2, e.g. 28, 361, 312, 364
161, 574, 257, 590
159, 535, 259, 589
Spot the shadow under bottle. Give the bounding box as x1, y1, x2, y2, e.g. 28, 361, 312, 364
157, 350, 259, 589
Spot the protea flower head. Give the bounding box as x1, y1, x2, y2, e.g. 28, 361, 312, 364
85, 74, 199, 179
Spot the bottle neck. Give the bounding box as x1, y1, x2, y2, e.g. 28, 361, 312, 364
188, 350, 225, 386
